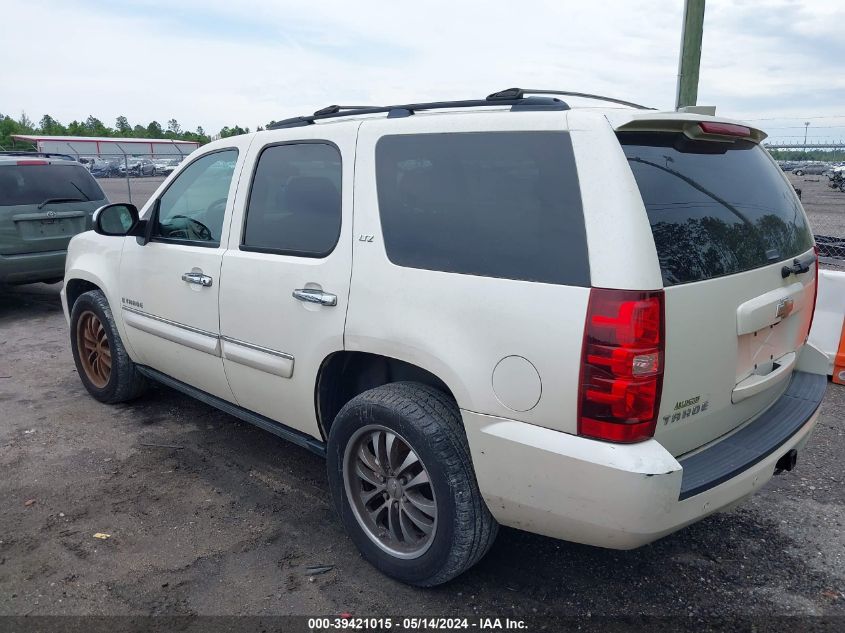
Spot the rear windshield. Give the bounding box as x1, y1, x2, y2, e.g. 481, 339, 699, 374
0, 164, 106, 206
375, 131, 589, 286
620, 132, 814, 286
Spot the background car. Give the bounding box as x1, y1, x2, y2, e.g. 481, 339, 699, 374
89, 158, 121, 178
153, 158, 181, 175
793, 163, 830, 176
118, 158, 156, 177
0, 152, 107, 284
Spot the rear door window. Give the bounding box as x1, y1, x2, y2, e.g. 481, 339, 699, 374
375, 131, 589, 286
0, 164, 106, 206
620, 132, 814, 286
242, 142, 342, 257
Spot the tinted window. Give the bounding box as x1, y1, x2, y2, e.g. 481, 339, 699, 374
243, 143, 342, 257
620, 132, 814, 286
0, 164, 105, 206
153, 149, 238, 244
375, 132, 588, 285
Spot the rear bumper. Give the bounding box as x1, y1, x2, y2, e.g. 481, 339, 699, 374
463, 371, 825, 549
0, 250, 67, 284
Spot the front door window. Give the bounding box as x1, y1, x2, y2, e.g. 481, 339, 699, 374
152, 149, 238, 245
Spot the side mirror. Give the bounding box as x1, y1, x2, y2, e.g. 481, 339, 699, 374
93, 203, 139, 236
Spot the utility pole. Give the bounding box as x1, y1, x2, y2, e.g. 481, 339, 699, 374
803, 122, 810, 145
675, 0, 706, 110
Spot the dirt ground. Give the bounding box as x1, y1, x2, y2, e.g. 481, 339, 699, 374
1, 175, 844, 622
788, 172, 845, 239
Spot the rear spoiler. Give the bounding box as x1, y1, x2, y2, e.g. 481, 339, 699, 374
609, 113, 767, 144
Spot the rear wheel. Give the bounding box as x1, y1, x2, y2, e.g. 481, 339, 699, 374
70, 290, 147, 403
327, 382, 497, 586
794, 169, 804, 176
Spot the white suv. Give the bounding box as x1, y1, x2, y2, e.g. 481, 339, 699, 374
62, 89, 828, 586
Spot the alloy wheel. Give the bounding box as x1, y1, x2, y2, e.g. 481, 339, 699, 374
343, 425, 437, 559
77, 310, 112, 388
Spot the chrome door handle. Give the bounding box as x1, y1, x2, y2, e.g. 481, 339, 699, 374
292, 288, 337, 306
181, 272, 213, 287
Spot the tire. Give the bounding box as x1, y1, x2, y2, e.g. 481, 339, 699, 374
327, 382, 497, 586
794, 170, 804, 176
69, 289, 147, 404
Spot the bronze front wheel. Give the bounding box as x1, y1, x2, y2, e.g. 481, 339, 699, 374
76, 310, 112, 388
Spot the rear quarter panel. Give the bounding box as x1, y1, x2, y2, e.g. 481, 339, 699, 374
567, 112, 664, 291
346, 112, 590, 433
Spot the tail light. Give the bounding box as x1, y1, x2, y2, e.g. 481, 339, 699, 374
578, 288, 665, 443
698, 122, 751, 137
17, 160, 48, 166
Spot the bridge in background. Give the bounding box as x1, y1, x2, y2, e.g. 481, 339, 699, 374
764, 140, 845, 150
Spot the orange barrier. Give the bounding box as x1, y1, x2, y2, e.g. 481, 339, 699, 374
834, 316, 845, 385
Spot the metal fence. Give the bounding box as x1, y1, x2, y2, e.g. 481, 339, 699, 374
788, 172, 845, 270
817, 235, 845, 270
77, 152, 185, 208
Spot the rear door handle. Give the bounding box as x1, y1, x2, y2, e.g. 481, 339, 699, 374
292, 288, 337, 306
182, 272, 213, 287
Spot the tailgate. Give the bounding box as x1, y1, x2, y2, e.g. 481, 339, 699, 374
0, 202, 98, 255
658, 253, 816, 456
619, 126, 818, 456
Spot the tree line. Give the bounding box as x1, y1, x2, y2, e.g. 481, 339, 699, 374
767, 148, 843, 162
0, 111, 255, 150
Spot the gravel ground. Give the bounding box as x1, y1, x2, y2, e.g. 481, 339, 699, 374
1, 170, 844, 624
788, 172, 845, 239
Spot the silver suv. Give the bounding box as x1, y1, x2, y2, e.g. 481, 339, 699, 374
62, 89, 827, 586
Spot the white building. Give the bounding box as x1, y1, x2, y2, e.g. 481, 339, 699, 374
11, 134, 200, 158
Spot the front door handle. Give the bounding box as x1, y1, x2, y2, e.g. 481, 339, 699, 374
182, 272, 213, 287
292, 288, 337, 306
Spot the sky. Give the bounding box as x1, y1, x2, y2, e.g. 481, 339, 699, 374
2, 0, 844, 143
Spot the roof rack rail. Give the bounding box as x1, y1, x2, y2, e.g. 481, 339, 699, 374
267, 93, 570, 129
265, 87, 651, 130
312, 105, 377, 116
488, 88, 653, 110
0, 150, 77, 161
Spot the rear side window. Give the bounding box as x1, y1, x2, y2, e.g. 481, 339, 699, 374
242, 143, 342, 257
375, 132, 589, 286
0, 164, 105, 206
620, 132, 814, 286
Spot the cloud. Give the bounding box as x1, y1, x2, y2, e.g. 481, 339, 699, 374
1, 0, 842, 141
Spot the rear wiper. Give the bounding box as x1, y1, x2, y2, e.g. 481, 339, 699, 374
70, 181, 91, 201
781, 256, 814, 279
37, 197, 84, 209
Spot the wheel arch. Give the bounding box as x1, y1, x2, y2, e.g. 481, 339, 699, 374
63, 255, 139, 362
65, 277, 102, 311
315, 351, 461, 440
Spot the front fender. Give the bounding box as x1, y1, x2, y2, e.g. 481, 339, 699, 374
63, 232, 137, 360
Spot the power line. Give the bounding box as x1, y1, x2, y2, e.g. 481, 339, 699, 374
744, 115, 845, 121
767, 125, 845, 130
